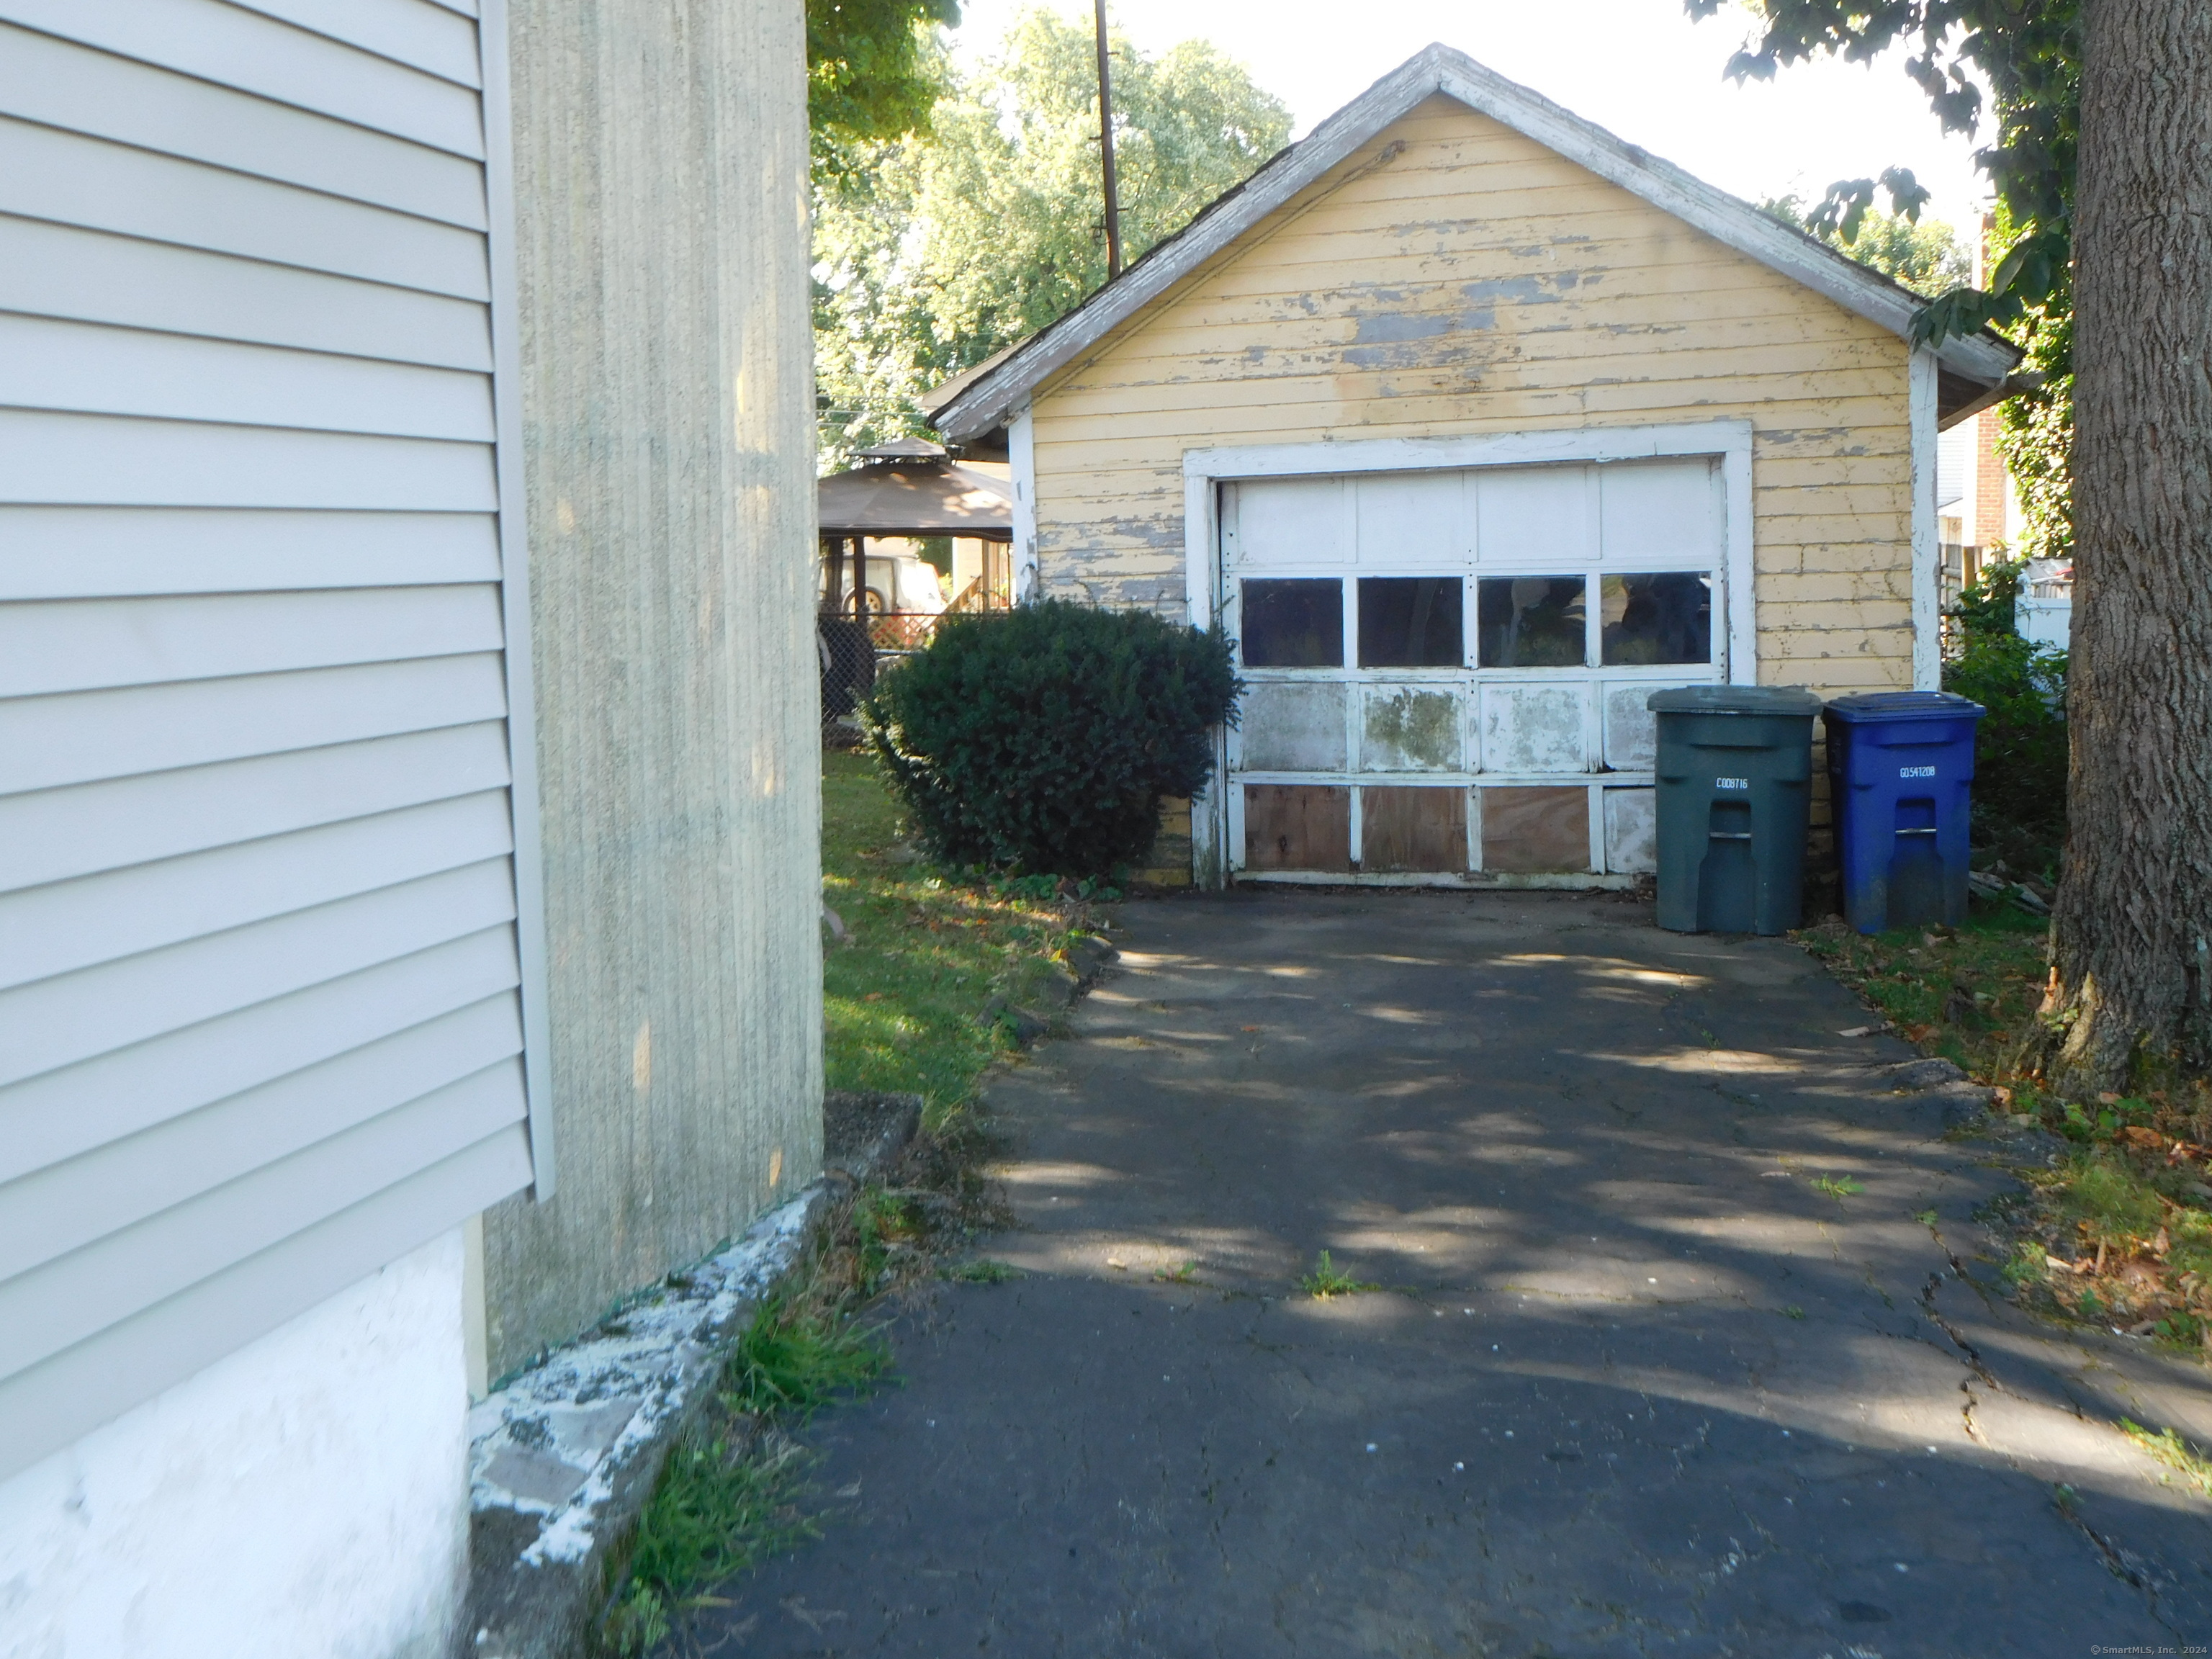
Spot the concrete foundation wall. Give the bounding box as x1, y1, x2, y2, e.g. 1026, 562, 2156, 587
482, 0, 824, 1375
0, 1231, 469, 1659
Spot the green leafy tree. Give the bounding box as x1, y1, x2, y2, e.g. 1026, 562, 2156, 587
1989, 202, 2073, 566
809, 0, 961, 165
1759, 194, 1970, 295
1691, 2, 2212, 1098
1943, 559, 2069, 871
814, 9, 1290, 464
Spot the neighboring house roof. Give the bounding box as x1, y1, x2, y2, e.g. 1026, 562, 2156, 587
817, 453, 1015, 541
930, 42, 2021, 444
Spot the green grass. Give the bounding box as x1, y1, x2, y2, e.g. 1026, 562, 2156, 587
822, 750, 1093, 1127
606, 755, 1087, 1650
1811, 1175, 1865, 1201
2121, 1419, 2212, 1498
724, 1293, 892, 1419
1797, 897, 2052, 1079
943, 1257, 1022, 1283
1801, 894, 2212, 1358
1298, 1251, 1381, 1300
606, 1282, 891, 1653
603, 1437, 817, 1653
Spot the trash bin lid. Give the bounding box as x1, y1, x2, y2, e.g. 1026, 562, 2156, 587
1645, 684, 1823, 716
1822, 691, 1986, 723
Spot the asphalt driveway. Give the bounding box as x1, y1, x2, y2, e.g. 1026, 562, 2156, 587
687, 890, 2212, 1657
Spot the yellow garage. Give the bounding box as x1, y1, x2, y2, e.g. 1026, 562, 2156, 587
928, 43, 2018, 889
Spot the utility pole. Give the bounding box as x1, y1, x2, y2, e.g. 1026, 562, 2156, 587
1093, 0, 1123, 279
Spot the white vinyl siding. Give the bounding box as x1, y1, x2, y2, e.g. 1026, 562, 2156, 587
0, 0, 539, 1480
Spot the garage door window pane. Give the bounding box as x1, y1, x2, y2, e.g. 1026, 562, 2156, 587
1601, 572, 1711, 665
1358, 577, 1463, 667
1241, 579, 1344, 667
1477, 577, 1587, 667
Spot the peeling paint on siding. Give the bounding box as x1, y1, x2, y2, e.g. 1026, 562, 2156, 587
1023, 94, 1918, 694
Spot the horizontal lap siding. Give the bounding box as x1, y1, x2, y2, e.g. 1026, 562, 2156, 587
0, 0, 532, 1479
1029, 95, 1915, 688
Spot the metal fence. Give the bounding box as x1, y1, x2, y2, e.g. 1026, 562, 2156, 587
819, 604, 1013, 744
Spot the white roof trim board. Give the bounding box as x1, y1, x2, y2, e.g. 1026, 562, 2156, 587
932, 42, 2019, 442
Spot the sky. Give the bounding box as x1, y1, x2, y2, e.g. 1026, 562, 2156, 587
945, 0, 1992, 234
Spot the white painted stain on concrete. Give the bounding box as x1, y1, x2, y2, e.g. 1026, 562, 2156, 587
0, 1231, 469, 1659
469, 1190, 823, 1567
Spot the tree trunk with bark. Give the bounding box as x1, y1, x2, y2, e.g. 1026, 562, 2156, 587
2041, 1, 2212, 1095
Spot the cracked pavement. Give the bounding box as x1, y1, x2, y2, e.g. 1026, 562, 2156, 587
683, 890, 2212, 1656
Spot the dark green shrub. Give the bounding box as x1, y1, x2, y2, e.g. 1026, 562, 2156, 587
1943, 558, 2068, 871
863, 601, 1240, 877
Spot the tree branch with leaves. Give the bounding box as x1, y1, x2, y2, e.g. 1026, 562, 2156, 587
1693, 1, 2212, 1096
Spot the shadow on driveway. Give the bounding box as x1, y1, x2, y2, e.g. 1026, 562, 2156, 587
685, 890, 2212, 1657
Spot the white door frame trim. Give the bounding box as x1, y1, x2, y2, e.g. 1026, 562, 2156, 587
1182, 418, 1757, 889
1008, 403, 1040, 606
1908, 349, 1941, 691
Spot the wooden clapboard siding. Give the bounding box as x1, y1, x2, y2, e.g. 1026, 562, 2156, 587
1028, 94, 1917, 688
0, 0, 534, 1481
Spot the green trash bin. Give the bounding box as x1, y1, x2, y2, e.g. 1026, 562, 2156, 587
1647, 685, 1823, 935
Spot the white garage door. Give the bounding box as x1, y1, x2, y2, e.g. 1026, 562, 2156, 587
1220, 458, 1729, 882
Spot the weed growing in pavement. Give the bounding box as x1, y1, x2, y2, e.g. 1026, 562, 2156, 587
724, 1295, 891, 1420
1812, 1176, 1866, 1201
943, 1257, 1022, 1282
2120, 1419, 2212, 1498
1783, 1305, 1807, 1320
606, 1118, 1013, 1653
1300, 1251, 1381, 1300
1154, 1262, 1201, 1285
602, 1435, 818, 1653
607, 756, 1051, 1653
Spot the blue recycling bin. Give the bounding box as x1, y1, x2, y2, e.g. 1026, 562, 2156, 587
1822, 692, 1987, 935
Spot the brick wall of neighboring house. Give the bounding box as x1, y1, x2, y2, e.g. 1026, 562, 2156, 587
1973, 407, 2010, 552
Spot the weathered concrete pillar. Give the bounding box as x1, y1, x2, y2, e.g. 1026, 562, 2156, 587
484, 0, 823, 1375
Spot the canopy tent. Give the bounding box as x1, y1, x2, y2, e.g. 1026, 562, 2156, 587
816, 438, 1015, 541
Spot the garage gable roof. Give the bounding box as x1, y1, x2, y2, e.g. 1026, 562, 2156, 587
930, 42, 2020, 442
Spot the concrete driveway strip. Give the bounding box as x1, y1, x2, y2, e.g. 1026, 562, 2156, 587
684, 891, 2212, 1657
